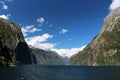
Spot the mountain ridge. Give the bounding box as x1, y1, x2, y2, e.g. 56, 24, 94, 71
30, 46, 65, 65
68, 8, 120, 66
0, 18, 65, 66
0, 18, 33, 66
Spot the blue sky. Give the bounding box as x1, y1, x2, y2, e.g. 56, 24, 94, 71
0, 0, 119, 57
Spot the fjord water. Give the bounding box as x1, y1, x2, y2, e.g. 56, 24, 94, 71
0, 65, 120, 80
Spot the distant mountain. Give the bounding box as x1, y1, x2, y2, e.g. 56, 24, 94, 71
63, 56, 69, 63
0, 18, 65, 66
69, 8, 120, 66
30, 46, 65, 65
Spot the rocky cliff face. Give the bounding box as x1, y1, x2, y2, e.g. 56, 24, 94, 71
0, 18, 34, 66
30, 47, 65, 65
69, 8, 120, 66
0, 18, 65, 66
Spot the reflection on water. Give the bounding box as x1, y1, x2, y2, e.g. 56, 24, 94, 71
0, 65, 120, 80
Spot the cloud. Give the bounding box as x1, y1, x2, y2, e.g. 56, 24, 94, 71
33, 43, 56, 50
24, 31, 86, 57
0, 14, 10, 20
0, 0, 13, 3
3, 4, 8, 10
52, 45, 86, 57
25, 33, 55, 50
60, 28, 68, 34
21, 25, 42, 37
49, 24, 53, 27
37, 17, 45, 24
0, 1, 5, 4
7, 0, 14, 2
25, 32, 86, 57
109, 0, 120, 11
25, 33, 53, 45
0, 0, 14, 10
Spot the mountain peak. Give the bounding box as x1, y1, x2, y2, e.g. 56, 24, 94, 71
101, 7, 120, 33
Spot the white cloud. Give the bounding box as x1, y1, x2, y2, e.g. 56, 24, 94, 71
7, 0, 13, 2
21, 25, 42, 37
0, 0, 13, 3
25, 33, 55, 50
0, 1, 5, 4
52, 45, 86, 57
60, 28, 68, 34
109, 0, 120, 11
0, 0, 13, 10
25, 33, 53, 45
0, 14, 10, 20
33, 43, 56, 50
37, 17, 45, 24
49, 24, 53, 27
25, 32, 86, 57
3, 4, 8, 10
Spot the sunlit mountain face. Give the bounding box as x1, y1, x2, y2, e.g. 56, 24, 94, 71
0, 0, 113, 58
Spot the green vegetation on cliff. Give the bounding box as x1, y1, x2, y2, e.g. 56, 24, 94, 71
0, 18, 32, 66
69, 8, 120, 66
0, 18, 65, 66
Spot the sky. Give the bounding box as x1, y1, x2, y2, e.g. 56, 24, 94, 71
0, 0, 120, 57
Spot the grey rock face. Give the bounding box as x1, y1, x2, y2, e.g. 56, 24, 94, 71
0, 18, 65, 66
0, 18, 33, 66
69, 8, 120, 66
30, 47, 65, 65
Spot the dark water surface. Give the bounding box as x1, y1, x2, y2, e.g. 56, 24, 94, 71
0, 65, 120, 80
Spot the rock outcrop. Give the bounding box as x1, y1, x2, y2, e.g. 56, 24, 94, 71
69, 8, 120, 66
0, 18, 65, 66
0, 18, 34, 66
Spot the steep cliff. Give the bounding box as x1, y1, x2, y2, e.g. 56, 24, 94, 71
69, 8, 120, 66
0, 18, 34, 66
0, 18, 65, 66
